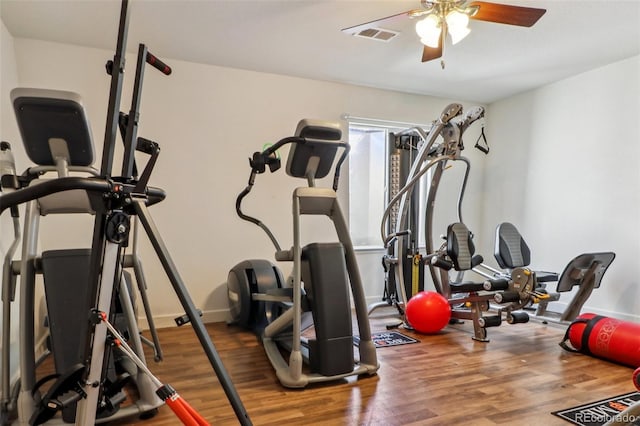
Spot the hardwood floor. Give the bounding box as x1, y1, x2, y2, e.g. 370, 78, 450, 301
102, 308, 635, 425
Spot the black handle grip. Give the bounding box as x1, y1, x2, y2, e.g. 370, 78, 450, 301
483, 278, 509, 291
494, 291, 520, 304
146, 52, 172, 75
474, 143, 489, 154
449, 282, 486, 293
431, 256, 453, 271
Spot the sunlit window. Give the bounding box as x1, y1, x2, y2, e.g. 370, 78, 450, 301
347, 119, 432, 250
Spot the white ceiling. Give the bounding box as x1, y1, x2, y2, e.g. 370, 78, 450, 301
1, 0, 639, 103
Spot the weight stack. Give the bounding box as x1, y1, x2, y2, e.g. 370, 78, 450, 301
560, 313, 640, 368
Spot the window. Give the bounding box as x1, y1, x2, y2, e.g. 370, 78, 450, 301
348, 125, 389, 247
347, 118, 431, 249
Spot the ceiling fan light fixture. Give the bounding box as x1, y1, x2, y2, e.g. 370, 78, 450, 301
446, 10, 471, 45
419, 36, 441, 48
415, 14, 441, 48
449, 25, 470, 45
342, 1, 547, 65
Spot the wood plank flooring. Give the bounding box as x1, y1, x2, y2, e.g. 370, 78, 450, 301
103, 308, 636, 425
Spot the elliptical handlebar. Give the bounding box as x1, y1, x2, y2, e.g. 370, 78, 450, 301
249, 136, 303, 175
332, 142, 350, 192
235, 183, 282, 252
0, 177, 110, 215
235, 136, 305, 252
145, 51, 172, 76
235, 134, 350, 252
0, 176, 167, 215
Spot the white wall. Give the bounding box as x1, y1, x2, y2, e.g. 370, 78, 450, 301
480, 55, 640, 321
5, 34, 638, 331
7, 37, 485, 326
0, 18, 22, 381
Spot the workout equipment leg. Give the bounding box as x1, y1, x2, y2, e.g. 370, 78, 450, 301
133, 199, 251, 425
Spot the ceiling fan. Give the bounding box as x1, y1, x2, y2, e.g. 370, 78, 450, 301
342, 0, 546, 66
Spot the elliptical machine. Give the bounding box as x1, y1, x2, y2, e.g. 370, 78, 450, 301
227, 119, 379, 388
1, 88, 166, 425
0, 1, 252, 424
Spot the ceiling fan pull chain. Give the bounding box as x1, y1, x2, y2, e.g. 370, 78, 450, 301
474, 124, 489, 154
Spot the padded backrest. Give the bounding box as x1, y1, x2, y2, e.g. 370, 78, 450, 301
447, 222, 475, 271
285, 119, 342, 179
11, 88, 94, 167
494, 222, 531, 269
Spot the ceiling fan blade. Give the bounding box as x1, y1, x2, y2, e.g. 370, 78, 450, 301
422, 44, 442, 63
468, 1, 546, 27
341, 9, 419, 35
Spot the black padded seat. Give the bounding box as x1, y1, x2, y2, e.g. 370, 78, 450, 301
494, 222, 558, 282
447, 222, 483, 271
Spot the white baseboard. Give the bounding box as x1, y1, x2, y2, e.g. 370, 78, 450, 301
138, 298, 391, 330
137, 308, 229, 330
546, 301, 640, 323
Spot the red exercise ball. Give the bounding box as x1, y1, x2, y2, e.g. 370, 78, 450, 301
405, 291, 451, 334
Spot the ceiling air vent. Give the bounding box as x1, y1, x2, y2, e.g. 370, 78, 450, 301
353, 28, 399, 42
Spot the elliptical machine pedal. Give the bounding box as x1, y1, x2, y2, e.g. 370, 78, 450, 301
28, 365, 86, 426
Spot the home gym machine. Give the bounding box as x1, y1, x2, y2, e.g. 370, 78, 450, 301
381, 103, 615, 341
381, 103, 544, 341
368, 128, 426, 319
227, 119, 379, 388
0, 0, 251, 424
